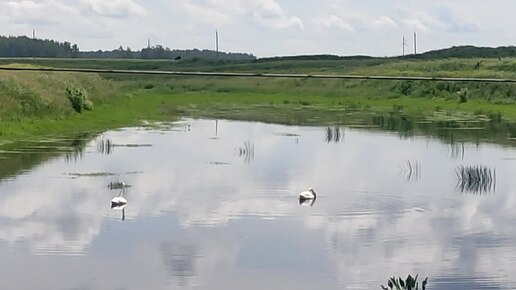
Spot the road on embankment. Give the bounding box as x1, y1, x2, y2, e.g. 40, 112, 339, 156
2, 66, 516, 83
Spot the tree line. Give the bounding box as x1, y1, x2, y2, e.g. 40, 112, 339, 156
0, 36, 256, 60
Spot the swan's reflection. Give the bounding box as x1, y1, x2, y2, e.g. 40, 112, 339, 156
111, 203, 126, 221
299, 198, 316, 207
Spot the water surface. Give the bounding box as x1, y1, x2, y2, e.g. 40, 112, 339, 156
1, 119, 516, 290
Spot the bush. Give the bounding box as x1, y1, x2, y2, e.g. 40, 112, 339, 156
458, 88, 468, 103
66, 84, 93, 113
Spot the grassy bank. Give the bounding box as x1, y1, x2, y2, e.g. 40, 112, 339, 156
0, 68, 115, 119
0, 89, 179, 138
122, 75, 516, 120
1, 57, 516, 140
3, 56, 516, 78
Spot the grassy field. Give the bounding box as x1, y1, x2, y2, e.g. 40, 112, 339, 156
3, 56, 516, 77
1, 56, 516, 140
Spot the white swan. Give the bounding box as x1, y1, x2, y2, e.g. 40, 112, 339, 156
111, 184, 128, 208
111, 186, 128, 221
111, 196, 127, 207
299, 188, 317, 200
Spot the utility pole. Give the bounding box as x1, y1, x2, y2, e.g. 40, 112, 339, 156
414, 32, 417, 55
215, 30, 219, 60
402, 36, 407, 56
32, 29, 35, 39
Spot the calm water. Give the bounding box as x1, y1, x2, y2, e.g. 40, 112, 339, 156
1, 118, 516, 290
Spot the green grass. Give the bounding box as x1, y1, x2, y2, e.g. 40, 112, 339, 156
1, 57, 516, 140
0, 69, 115, 120
0, 92, 177, 138
3, 56, 516, 78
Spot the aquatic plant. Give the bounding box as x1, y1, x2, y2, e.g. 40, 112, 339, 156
381, 275, 427, 290
108, 181, 131, 190
236, 141, 254, 164
96, 138, 114, 155
449, 142, 465, 160
324, 126, 343, 143
403, 160, 421, 181
455, 165, 496, 194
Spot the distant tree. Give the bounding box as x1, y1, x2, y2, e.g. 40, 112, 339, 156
0, 35, 256, 60
0, 36, 78, 57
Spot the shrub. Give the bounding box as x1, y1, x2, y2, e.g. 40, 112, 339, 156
458, 88, 468, 103
66, 84, 93, 113
488, 111, 502, 122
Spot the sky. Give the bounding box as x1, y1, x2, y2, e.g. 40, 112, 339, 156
1, 0, 515, 57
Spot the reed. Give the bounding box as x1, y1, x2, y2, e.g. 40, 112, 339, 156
455, 165, 496, 194
236, 141, 254, 164
108, 181, 130, 190
449, 142, 465, 160
324, 126, 343, 143
404, 160, 421, 181
96, 138, 114, 155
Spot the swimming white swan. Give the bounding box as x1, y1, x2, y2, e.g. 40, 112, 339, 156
111, 186, 128, 221
299, 188, 317, 200
111, 184, 128, 208
111, 196, 127, 207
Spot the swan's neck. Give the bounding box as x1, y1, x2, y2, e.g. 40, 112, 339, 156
310, 189, 317, 199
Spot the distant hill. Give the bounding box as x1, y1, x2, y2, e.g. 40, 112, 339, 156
411, 45, 516, 59
0, 35, 256, 61
258, 54, 374, 62
259, 46, 516, 62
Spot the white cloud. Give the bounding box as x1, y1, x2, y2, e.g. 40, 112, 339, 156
402, 18, 431, 32
2, 0, 516, 56
253, 0, 283, 19
182, 1, 236, 26
2, 0, 78, 25
183, 0, 304, 30
372, 15, 397, 28
318, 14, 355, 32
83, 0, 145, 18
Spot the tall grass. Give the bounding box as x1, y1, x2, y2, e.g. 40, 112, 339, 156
0, 69, 114, 120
